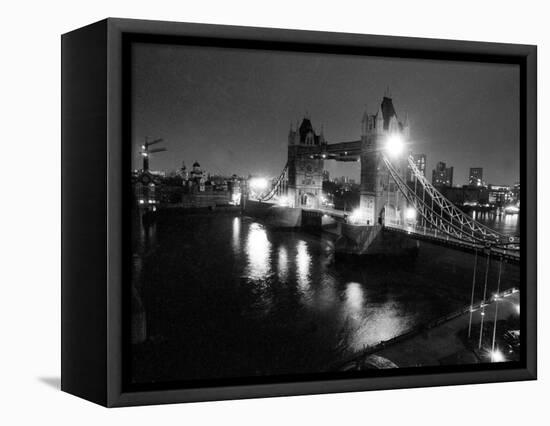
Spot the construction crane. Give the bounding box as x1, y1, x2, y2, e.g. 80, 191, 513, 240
139, 137, 167, 171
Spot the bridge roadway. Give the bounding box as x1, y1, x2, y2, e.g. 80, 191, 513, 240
300, 206, 520, 262
384, 222, 520, 262
292, 140, 362, 161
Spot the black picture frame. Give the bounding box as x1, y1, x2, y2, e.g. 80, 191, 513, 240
61, 17, 537, 407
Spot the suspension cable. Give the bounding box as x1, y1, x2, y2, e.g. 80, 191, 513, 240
478, 249, 491, 349
406, 155, 517, 245
468, 248, 478, 338
260, 162, 288, 202
383, 154, 518, 251
491, 257, 504, 358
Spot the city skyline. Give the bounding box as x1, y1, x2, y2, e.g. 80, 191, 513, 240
138, 150, 518, 188
132, 43, 520, 188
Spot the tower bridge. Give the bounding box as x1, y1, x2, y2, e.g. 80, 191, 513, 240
247, 95, 519, 261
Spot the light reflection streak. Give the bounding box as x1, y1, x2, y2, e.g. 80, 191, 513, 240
340, 283, 411, 351
232, 217, 241, 252
245, 223, 272, 280
278, 246, 288, 282
296, 240, 311, 293
345, 282, 364, 313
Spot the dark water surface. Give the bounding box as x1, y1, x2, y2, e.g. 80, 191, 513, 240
131, 210, 520, 384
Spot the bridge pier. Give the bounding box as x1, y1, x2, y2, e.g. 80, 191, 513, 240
301, 210, 324, 232
334, 223, 419, 257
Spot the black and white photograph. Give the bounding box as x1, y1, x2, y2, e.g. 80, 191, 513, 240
128, 41, 523, 387
3, 0, 547, 422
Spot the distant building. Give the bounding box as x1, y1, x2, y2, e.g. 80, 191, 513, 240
512, 182, 520, 202
432, 161, 453, 187
469, 167, 484, 187
177, 161, 189, 180
181, 161, 207, 193
407, 153, 426, 183
488, 184, 512, 206
443, 186, 489, 206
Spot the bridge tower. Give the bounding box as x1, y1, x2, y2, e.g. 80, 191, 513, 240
360, 96, 410, 225
287, 117, 325, 208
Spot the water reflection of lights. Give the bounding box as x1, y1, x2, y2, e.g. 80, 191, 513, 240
231, 192, 241, 205
246, 223, 272, 280
296, 240, 311, 291
343, 296, 411, 351
345, 282, 364, 313
278, 246, 289, 281
232, 217, 241, 252
503, 213, 518, 228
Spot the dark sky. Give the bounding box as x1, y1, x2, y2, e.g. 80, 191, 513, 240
132, 43, 520, 186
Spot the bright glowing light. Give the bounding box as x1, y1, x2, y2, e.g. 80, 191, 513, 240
504, 205, 520, 214
277, 195, 290, 206
491, 349, 506, 362
349, 209, 366, 225
515, 304, 520, 314
385, 134, 404, 157
141, 152, 148, 157
249, 177, 268, 191
405, 207, 417, 221
231, 192, 241, 205
138, 199, 145, 204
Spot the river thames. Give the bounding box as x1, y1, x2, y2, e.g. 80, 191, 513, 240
131, 210, 520, 384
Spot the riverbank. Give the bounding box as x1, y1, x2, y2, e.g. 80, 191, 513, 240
340, 289, 520, 369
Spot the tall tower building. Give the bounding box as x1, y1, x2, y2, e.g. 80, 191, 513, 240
359, 96, 409, 225
469, 167, 484, 186
287, 117, 325, 208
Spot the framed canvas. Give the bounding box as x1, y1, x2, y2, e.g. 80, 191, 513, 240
61, 18, 537, 407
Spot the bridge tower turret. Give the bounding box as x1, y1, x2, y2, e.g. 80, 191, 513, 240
287, 117, 324, 208
359, 96, 409, 225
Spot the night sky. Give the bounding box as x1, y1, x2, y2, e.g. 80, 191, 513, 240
131, 42, 520, 186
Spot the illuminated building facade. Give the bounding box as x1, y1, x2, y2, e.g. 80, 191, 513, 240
432, 161, 454, 188
287, 118, 325, 208
469, 167, 484, 187
407, 153, 426, 183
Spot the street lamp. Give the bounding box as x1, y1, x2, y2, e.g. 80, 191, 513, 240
385, 134, 405, 157
249, 177, 268, 191
491, 349, 506, 362
405, 207, 417, 221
